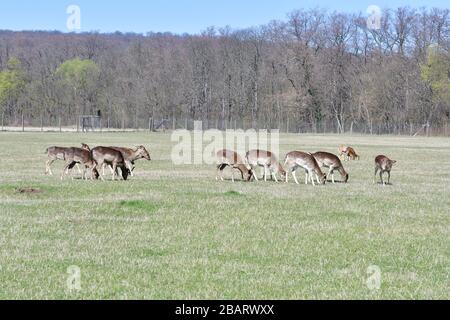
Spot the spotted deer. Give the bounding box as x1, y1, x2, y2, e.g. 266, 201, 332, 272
216, 149, 252, 182
245, 150, 286, 182
374, 155, 396, 185
284, 151, 326, 186
312, 152, 349, 183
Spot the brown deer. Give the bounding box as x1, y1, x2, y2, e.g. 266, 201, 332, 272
216, 149, 252, 182
61, 148, 99, 180
91, 147, 130, 181
45, 146, 79, 175
312, 152, 349, 183
245, 150, 286, 182
374, 155, 396, 185
284, 151, 326, 186
103, 145, 151, 176
346, 147, 360, 160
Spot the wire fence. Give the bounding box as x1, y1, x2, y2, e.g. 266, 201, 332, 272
1, 113, 449, 136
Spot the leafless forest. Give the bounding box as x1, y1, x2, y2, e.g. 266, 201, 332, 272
0, 7, 449, 134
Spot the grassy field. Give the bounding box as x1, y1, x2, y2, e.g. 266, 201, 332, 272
0, 132, 448, 300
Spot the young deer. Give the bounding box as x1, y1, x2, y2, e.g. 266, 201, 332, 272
91, 147, 130, 181
284, 151, 326, 186
245, 150, 286, 182
374, 155, 396, 185
312, 152, 349, 183
216, 149, 252, 182
61, 148, 98, 181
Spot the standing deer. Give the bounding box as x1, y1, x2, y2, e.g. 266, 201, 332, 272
44, 146, 81, 176
284, 151, 326, 186
60, 148, 99, 180
338, 145, 348, 160
312, 152, 349, 183
374, 155, 396, 185
103, 145, 151, 176
91, 147, 130, 181
246, 150, 286, 182
216, 149, 252, 182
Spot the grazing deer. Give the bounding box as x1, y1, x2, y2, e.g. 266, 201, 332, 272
91, 147, 130, 181
102, 146, 151, 176
374, 155, 396, 185
61, 148, 99, 180
216, 149, 252, 182
346, 147, 360, 160
312, 152, 349, 183
284, 151, 326, 186
246, 150, 286, 182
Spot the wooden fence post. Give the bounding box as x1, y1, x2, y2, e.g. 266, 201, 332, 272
59, 117, 62, 133
22, 114, 24, 132
1, 113, 4, 131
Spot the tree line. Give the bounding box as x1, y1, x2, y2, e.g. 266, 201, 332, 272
0, 7, 449, 134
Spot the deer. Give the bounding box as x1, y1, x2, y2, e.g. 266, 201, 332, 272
374, 155, 396, 186
60, 148, 99, 181
284, 151, 326, 186
339, 145, 360, 161
312, 152, 349, 183
102, 145, 151, 177
90, 147, 130, 181
346, 147, 360, 160
44, 146, 81, 176
245, 150, 286, 182
216, 149, 252, 182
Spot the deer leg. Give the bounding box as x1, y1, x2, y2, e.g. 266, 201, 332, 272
387, 171, 391, 185
310, 170, 316, 186
251, 167, 259, 182
111, 163, 117, 181
46, 159, 55, 175
304, 170, 309, 185
292, 170, 300, 185
380, 170, 385, 186
126, 161, 134, 177
61, 161, 72, 180
374, 167, 379, 184
272, 170, 278, 183
216, 164, 221, 181
231, 168, 235, 183
97, 161, 106, 181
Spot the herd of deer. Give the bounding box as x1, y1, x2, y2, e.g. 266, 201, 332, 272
45, 144, 151, 181
216, 145, 397, 186
44, 142, 396, 186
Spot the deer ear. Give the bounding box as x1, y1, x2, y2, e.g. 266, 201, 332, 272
392, 160, 397, 164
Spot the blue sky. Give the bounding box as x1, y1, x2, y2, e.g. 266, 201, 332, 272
0, 0, 448, 34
